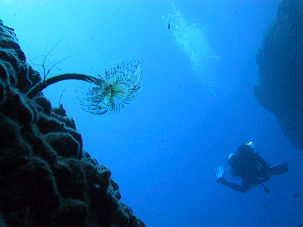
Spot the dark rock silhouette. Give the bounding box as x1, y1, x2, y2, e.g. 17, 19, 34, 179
254, 0, 303, 150
0, 19, 145, 227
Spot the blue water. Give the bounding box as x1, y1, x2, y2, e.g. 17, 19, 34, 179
2, 0, 303, 226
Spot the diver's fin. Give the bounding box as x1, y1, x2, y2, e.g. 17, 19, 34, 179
270, 163, 288, 175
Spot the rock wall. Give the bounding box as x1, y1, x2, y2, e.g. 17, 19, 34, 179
254, 0, 303, 150
0, 20, 145, 227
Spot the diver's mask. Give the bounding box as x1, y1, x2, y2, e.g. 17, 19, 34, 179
246, 141, 255, 150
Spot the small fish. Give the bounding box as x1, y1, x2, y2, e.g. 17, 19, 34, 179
168, 22, 170, 30
294, 193, 302, 198
298, 153, 303, 156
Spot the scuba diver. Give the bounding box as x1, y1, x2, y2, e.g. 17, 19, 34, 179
216, 142, 288, 193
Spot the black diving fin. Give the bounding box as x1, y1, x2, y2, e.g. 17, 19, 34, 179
270, 163, 288, 175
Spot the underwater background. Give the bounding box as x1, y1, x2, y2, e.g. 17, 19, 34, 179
1, 0, 303, 226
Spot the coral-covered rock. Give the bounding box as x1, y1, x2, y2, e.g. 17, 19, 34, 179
2, 88, 37, 126
254, 0, 303, 149
0, 19, 145, 227
46, 132, 81, 158
55, 198, 89, 226
33, 96, 52, 116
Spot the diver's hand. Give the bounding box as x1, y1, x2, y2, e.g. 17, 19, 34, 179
216, 165, 225, 182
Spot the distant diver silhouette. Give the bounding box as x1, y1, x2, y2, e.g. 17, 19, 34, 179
216, 141, 288, 193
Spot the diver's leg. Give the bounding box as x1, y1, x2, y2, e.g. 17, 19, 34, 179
262, 184, 270, 193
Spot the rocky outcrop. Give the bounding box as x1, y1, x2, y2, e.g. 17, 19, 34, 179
0, 20, 145, 227
254, 0, 303, 150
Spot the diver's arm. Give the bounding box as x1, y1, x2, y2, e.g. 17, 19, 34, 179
218, 178, 251, 193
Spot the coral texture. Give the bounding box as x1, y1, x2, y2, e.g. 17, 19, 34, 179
0, 19, 145, 227
254, 0, 303, 149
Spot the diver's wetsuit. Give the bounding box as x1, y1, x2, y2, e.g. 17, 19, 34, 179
219, 152, 271, 193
